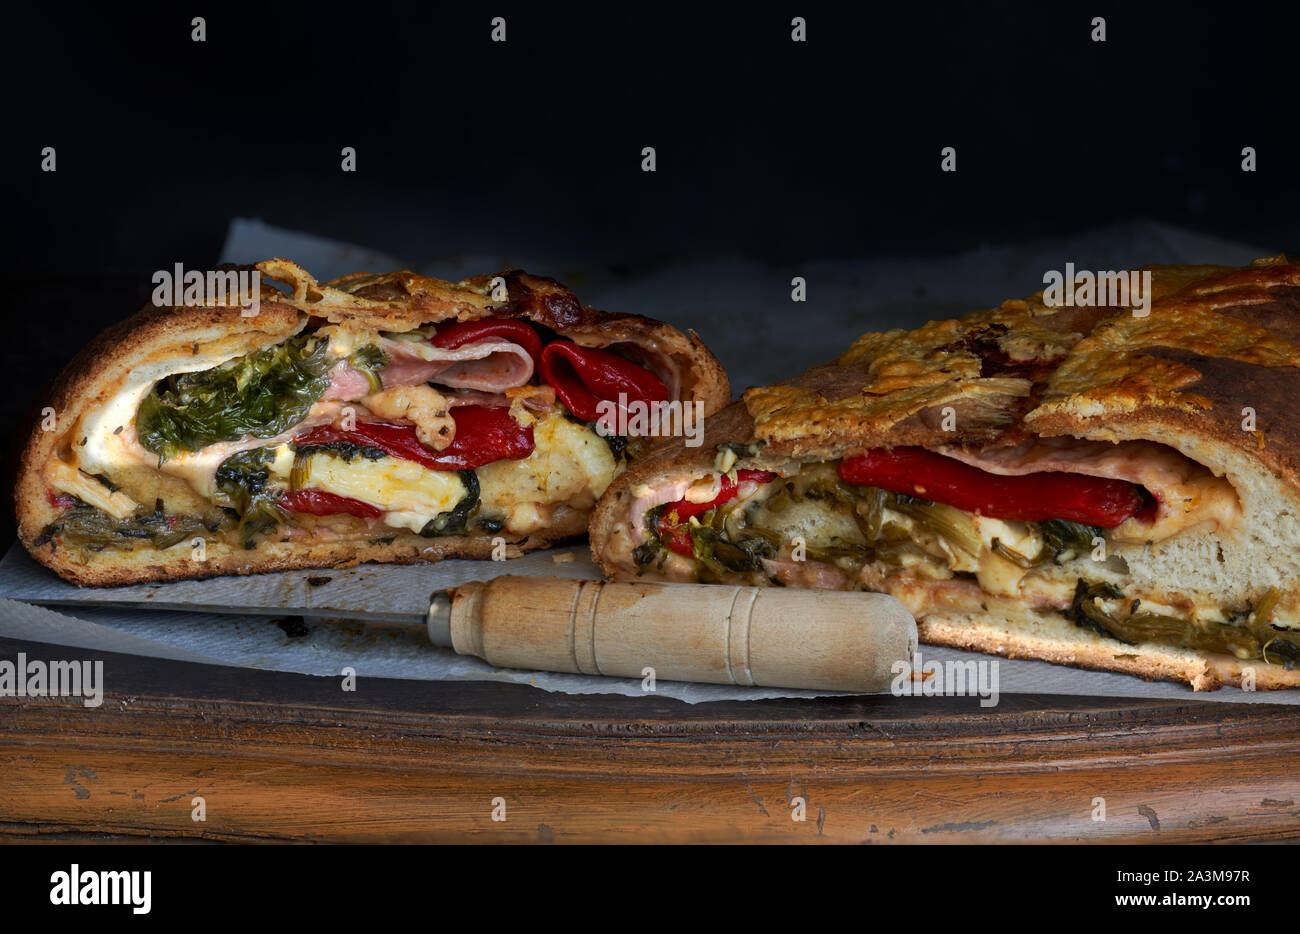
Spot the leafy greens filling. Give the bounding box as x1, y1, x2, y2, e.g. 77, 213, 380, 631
136, 333, 338, 460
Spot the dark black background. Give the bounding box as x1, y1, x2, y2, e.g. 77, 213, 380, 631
4, 0, 1299, 529
10, 1, 1300, 272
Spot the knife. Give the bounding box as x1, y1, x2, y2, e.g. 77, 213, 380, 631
0, 546, 916, 692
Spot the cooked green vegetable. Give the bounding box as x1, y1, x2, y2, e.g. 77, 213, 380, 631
1067, 579, 1298, 665
136, 333, 336, 460
853, 487, 934, 542
893, 500, 984, 557
644, 504, 667, 541
1251, 587, 1281, 627
215, 448, 275, 512
991, 537, 1035, 568
293, 441, 388, 462
632, 541, 661, 569
1262, 633, 1300, 668
476, 516, 506, 535
234, 501, 285, 550
855, 487, 891, 541
1040, 519, 1102, 563
687, 521, 776, 581
419, 471, 480, 537
1066, 579, 1125, 637
1127, 611, 1260, 658
35, 499, 223, 551
214, 447, 288, 548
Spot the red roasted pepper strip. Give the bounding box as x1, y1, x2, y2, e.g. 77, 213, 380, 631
538, 340, 670, 424
655, 469, 777, 556
294, 405, 534, 471
837, 447, 1148, 527
278, 489, 382, 519
430, 319, 543, 368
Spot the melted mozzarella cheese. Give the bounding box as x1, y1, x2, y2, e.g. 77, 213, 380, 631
476, 412, 617, 533
746, 495, 865, 550
75, 352, 244, 481
1110, 473, 1239, 544
288, 453, 468, 533
268, 443, 295, 478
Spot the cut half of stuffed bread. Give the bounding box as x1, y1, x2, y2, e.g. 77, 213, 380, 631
592, 256, 1300, 690
17, 259, 729, 585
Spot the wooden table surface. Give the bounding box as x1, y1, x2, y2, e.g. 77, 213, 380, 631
2, 634, 1298, 844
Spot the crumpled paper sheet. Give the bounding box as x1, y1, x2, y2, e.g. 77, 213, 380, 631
0, 218, 1290, 704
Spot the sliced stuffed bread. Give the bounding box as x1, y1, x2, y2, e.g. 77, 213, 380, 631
592, 256, 1300, 690
18, 259, 728, 585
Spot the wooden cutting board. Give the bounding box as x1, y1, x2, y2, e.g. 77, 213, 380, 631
1, 634, 1298, 844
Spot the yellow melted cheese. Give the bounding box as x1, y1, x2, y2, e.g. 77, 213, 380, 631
275, 451, 468, 534
477, 412, 617, 534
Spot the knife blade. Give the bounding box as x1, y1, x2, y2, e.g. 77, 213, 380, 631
0, 542, 599, 627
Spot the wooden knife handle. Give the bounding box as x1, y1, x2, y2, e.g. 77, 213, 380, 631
445, 576, 916, 692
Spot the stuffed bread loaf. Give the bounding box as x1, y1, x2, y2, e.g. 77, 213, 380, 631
591, 256, 1300, 690
17, 259, 729, 585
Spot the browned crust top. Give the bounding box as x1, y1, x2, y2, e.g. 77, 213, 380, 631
737, 256, 1300, 487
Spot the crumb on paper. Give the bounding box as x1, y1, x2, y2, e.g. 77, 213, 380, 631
552, 552, 575, 564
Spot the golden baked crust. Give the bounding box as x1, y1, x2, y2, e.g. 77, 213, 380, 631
744, 257, 1300, 474
16, 259, 730, 586
918, 611, 1300, 692
591, 256, 1300, 690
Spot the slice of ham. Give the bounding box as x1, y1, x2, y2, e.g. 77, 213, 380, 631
324, 366, 374, 401
431, 340, 535, 391
935, 437, 1242, 541
936, 436, 1196, 487
324, 335, 536, 402
381, 335, 535, 393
